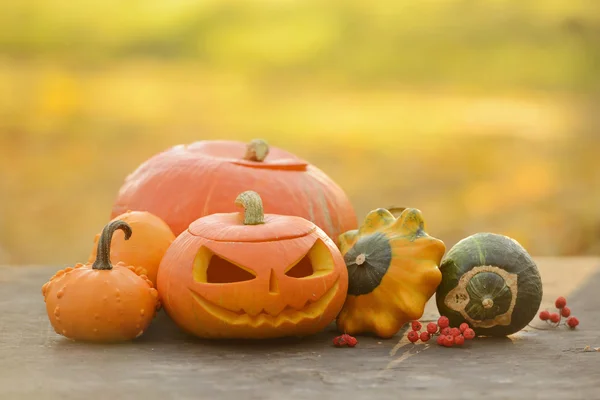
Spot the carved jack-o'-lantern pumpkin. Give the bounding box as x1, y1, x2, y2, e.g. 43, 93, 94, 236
156, 191, 349, 339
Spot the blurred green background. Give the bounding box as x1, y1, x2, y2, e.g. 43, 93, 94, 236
1, 0, 599, 265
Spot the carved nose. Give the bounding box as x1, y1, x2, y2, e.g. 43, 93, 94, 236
269, 269, 279, 294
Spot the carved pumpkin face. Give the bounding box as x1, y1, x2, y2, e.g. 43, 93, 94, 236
156, 191, 348, 339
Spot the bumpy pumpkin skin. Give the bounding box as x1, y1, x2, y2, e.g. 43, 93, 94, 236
88, 210, 176, 286
42, 221, 161, 342
42, 263, 160, 342
435, 233, 543, 337
157, 192, 349, 339
336, 208, 446, 338
111, 139, 357, 245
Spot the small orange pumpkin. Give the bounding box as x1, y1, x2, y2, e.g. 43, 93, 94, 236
88, 210, 175, 286
157, 190, 349, 339
42, 220, 161, 342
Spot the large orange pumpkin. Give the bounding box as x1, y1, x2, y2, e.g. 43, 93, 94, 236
156, 190, 349, 339
111, 139, 357, 245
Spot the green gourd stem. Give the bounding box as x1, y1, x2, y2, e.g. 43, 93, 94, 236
92, 220, 132, 270
235, 191, 265, 225
243, 139, 269, 162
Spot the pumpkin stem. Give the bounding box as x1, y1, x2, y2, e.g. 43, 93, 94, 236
243, 139, 269, 162
92, 220, 132, 270
355, 253, 366, 266
235, 191, 265, 225
482, 297, 494, 309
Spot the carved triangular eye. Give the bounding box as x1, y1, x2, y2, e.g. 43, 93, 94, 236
207, 255, 255, 283
285, 239, 334, 279
193, 247, 255, 284
285, 255, 313, 278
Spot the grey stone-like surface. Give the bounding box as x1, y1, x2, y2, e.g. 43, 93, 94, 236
1, 260, 599, 400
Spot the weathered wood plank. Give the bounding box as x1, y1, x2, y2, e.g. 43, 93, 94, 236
1, 258, 599, 400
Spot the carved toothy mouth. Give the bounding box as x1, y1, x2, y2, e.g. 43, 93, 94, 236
190, 281, 340, 328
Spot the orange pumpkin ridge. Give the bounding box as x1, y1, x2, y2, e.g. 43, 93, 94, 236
157, 190, 349, 339
111, 139, 357, 246
42, 220, 161, 343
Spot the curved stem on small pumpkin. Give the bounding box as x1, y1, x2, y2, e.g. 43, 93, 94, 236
243, 139, 269, 162
92, 220, 132, 270
235, 191, 265, 225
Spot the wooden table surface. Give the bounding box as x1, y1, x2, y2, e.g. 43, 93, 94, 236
1, 258, 599, 400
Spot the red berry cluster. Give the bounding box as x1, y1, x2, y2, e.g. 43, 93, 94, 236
538, 296, 580, 329
407, 316, 476, 348
333, 333, 358, 348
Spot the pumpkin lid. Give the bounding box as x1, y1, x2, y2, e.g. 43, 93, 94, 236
181, 139, 309, 171
188, 191, 316, 242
